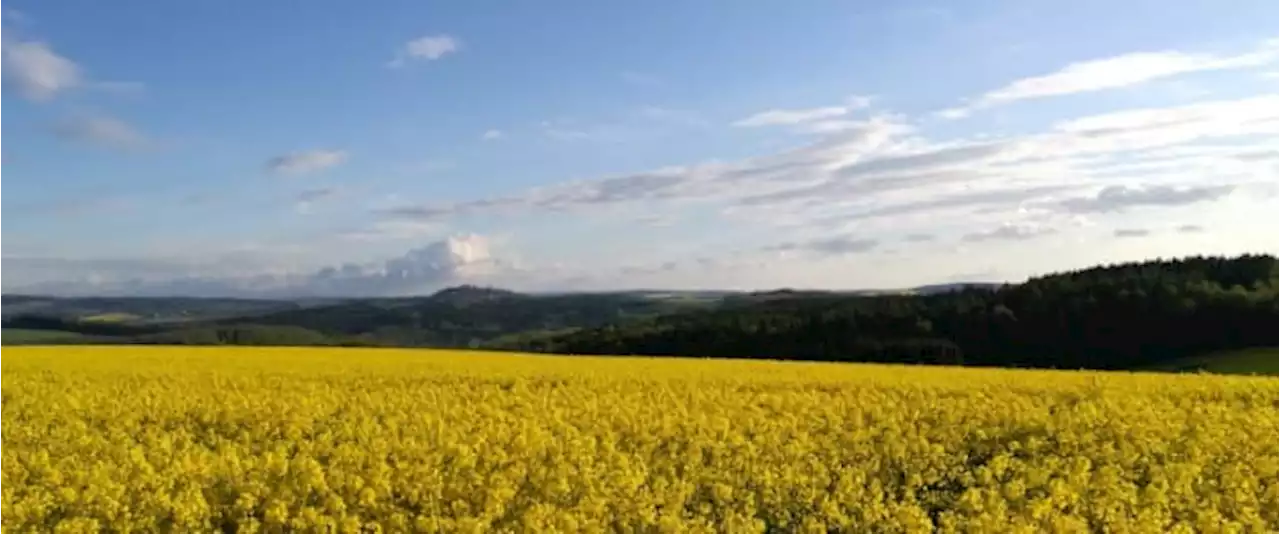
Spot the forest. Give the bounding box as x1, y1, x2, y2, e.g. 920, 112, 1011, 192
507, 254, 1279, 370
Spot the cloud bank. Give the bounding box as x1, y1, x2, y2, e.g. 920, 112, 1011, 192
3, 235, 502, 298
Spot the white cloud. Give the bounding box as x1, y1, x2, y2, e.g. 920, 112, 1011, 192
1050, 94, 1277, 139
2, 235, 503, 298
383, 94, 1273, 239
51, 115, 151, 151
935, 107, 972, 120
481, 129, 503, 140
798, 119, 878, 135
2, 39, 81, 101
733, 106, 852, 127
12, 45, 1277, 294
940, 43, 1278, 118
373, 91, 1280, 280
302, 234, 497, 296
990, 51, 1267, 102
388, 34, 460, 67
266, 149, 348, 175
733, 97, 887, 134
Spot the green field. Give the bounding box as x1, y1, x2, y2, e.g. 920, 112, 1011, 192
0, 329, 87, 344
79, 312, 143, 323
1144, 347, 1278, 376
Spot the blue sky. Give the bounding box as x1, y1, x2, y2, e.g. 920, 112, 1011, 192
3, 0, 1277, 297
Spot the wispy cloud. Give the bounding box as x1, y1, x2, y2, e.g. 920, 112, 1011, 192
1060, 184, 1235, 213
3, 8, 29, 24
733, 106, 851, 127
939, 43, 1277, 118
1113, 228, 1151, 238
2, 39, 81, 101
1177, 224, 1205, 234
382, 92, 1271, 239
266, 149, 348, 176
767, 236, 879, 255
51, 115, 152, 151
963, 223, 1057, 242
388, 34, 461, 67
294, 187, 339, 213
733, 96, 882, 134
40, 46, 1251, 295
481, 129, 503, 140
338, 220, 443, 242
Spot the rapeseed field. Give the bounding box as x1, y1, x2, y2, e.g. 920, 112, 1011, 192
3, 346, 1276, 532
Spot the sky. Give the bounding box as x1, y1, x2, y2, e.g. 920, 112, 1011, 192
2, 0, 1277, 297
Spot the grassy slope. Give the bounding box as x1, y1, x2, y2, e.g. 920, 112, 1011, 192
1142, 347, 1278, 376
1, 328, 88, 344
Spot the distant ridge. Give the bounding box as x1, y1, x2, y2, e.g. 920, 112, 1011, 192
907, 282, 1005, 295
428, 285, 522, 305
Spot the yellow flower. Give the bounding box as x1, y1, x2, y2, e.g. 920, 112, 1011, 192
3, 346, 1275, 532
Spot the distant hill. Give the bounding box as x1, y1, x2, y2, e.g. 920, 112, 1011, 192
907, 282, 1005, 295
222, 288, 717, 347
0, 295, 304, 323
428, 285, 521, 305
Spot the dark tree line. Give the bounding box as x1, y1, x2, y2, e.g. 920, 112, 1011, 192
515, 255, 1278, 370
